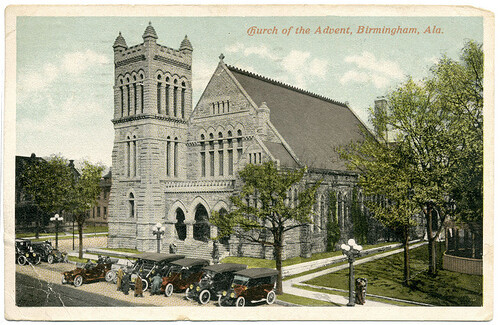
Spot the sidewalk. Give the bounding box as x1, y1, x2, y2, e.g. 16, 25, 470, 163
283, 242, 428, 307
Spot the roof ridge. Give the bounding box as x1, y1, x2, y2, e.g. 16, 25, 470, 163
227, 64, 348, 108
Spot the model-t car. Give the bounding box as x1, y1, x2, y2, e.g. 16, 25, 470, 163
62, 258, 118, 287
15, 239, 41, 265
218, 268, 278, 307
127, 252, 184, 291
162, 258, 210, 297
186, 263, 247, 304
31, 240, 68, 264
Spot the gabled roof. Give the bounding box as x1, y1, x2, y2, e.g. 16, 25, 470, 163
262, 141, 300, 168
227, 65, 368, 171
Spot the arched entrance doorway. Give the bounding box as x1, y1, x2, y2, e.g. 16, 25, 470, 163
175, 208, 186, 240
193, 204, 210, 242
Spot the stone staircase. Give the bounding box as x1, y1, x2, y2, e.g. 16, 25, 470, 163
172, 239, 230, 262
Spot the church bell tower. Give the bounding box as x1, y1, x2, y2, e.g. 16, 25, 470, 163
108, 22, 193, 251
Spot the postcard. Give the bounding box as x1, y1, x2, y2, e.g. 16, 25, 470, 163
4, 4, 493, 321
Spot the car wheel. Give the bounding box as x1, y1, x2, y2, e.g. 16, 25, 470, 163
61, 275, 66, 284
199, 289, 211, 305
164, 283, 174, 297
73, 275, 83, 287
266, 291, 276, 305
34, 255, 41, 265
236, 296, 245, 307
185, 288, 192, 301
142, 279, 148, 291
105, 270, 116, 283
17, 255, 27, 266
47, 255, 55, 264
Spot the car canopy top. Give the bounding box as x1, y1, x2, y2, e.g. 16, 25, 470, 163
129, 253, 185, 263
234, 268, 279, 279
171, 258, 210, 268
202, 263, 247, 273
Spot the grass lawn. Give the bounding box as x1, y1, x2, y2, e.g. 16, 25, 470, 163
82, 225, 108, 233
304, 243, 482, 306
277, 293, 342, 306
221, 242, 398, 269
68, 256, 95, 263
102, 247, 141, 254
16, 232, 57, 238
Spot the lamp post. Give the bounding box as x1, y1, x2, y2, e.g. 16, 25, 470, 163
50, 214, 63, 249
341, 238, 363, 306
152, 223, 165, 253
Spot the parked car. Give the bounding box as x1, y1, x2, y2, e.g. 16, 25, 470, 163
126, 252, 184, 291
62, 258, 118, 287
161, 258, 210, 297
15, 239, 41, 265
218, 268, 278, 307
31, 240, 68, 264
186, 263, 247, 304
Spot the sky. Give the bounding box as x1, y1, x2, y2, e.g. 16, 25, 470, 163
16, 15, 483, 167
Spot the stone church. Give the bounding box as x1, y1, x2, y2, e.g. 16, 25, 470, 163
108, 23, 387, 260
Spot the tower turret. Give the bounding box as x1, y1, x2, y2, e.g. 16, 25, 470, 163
142, 21, 158, 45
179, 35, 193, 53
113, 32, 128, 52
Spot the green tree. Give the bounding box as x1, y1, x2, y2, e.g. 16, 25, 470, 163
351, 188, 368, 245
339, 127, 419, 286
210, 161, 320, 294
19, 155, 73, 238
326, 191, 340, 251
66, 161, 105, 258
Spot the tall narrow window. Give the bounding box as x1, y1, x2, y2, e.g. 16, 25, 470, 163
165, 84, 170, 115
132, 136, 137, 177
166, 137, 171, 176
217, 102, 220, 114
126, 85, 130, 115
129, 193, 135, 218
126, 136, 131, 177
140, 84, 144, 113
212, 103, 215, 115
218, 132, 224, 176
157, 82, 162, 114
259, 152, 262, 164
181, 88, 186, 119
209, 133, 215, 177
173, 86, 178, 117
227, 100, 230, 112
237, 130, 243, 160
133, 83, 137, 114
227, 131, 233, 176
120, 86, 124, 117
174, 138, 178, 177
200, 134, 206, 177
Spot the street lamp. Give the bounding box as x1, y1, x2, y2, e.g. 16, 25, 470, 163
152, 223, 165, 253
50, 214, 63, 249
341, 238, 363, 306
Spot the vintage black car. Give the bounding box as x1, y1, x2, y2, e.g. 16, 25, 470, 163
186, 263, 247, 304
218, 268, 278, 307
15, 239, 41, 265
62, 258, 118, 287
127, 252, 184, 291
161, 258, 210, 297
31, 240, 68, 264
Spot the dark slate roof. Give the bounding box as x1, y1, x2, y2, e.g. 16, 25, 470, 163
172, 258, 210, 267
228, 65, 369, 171
234, 267, 278, 279
129, 253, 184, 262
262, 141, 300, 168
180, 35, 193, 51
203, 263, 247, 273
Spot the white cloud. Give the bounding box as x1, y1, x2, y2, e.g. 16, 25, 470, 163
341, 51, 404, 89
18, 49, 109, 93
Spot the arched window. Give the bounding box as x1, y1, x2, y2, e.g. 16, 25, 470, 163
227, 131, 233, 176
181, 81, 186, 119
200, 134, 206, 177
132, 135, 137, 177
294, 188, 298, 208
129, 193, 135, 218
218, 132, 224, 176
165, 78, 170, 115
133, 82, 137, 115
120, 85, 124, 117
166, 136, 171, 176
157, 76, 162, 114
126, 84, 130, 116
209, 133, 215, 177
237, 129, 243, 160
126, 136, 131, 177
140, 74, 144, 113
173, 79, 178, 117
174, 137, 179, 177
